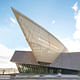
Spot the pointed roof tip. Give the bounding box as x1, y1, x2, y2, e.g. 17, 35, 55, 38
11, 7, 21, 15
11, 7, 18, 16
11, 7, 15, 11
11, 6, 13, 9
11, 7, 18, 14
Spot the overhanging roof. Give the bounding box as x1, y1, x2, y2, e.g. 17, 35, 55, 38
11, 51, 37, 65
11, 51, 80, 71
50, 52, 80, 71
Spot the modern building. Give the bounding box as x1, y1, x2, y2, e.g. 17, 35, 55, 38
11, 8, 80, 74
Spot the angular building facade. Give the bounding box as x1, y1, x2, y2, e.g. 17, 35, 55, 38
11, 8, 80, 74
11, 51, 80, 74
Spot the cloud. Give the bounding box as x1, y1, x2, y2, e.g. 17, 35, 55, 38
73, 30, 80, 39
58, 2, 80, 52
72, 2, 78, 12
58, 37, 80, 52
52, 20, 56, 24
73, 3, 80, 39
10, 17, 17, 24
51, 3, 80, 52
0, 44, 14, 60
0, 58, 17, 68
0, 44, 31, 68
0, 44, 16, 68
16, 47, 31, 51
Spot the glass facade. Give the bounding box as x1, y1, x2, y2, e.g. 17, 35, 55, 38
17, 64, 79, 74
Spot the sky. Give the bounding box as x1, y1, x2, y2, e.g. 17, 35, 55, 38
0, 0, 80, 68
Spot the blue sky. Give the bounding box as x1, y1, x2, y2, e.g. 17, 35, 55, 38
0, 0, 78, 49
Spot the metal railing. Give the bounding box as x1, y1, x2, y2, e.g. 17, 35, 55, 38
0, 74, 80, 80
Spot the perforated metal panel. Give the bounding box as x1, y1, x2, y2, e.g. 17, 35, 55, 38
12, 8, 67, 63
